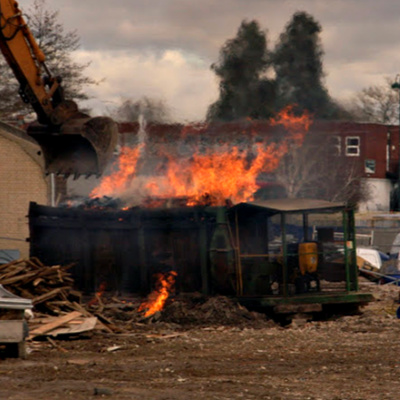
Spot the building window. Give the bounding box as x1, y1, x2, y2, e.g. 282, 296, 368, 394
329, 136, 341, 156
365, 159, 376, 174
345, 136, 360, 156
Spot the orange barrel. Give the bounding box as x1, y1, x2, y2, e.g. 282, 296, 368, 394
298, 242, 318, 275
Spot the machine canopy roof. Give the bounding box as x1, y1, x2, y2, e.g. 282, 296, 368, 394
230, 198, 346, 215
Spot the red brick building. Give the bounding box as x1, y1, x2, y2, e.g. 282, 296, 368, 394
311, 121, 399, 180
68, 120, 400, 212
310, 121, 399, 211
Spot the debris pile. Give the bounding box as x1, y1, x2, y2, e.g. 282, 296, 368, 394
160, 295, 270, 327
94, 294, 273, 330
0, 258, 123, 340
0, 258, 274, 341
0, 258, 80, 315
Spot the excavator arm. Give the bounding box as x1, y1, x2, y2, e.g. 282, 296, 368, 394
0, 0, 117, 176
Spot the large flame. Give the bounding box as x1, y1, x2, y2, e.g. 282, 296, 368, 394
138, 271, 177, 317
90, 106, 311, 206
144, 142, 288, 205
90, 146, 141, 198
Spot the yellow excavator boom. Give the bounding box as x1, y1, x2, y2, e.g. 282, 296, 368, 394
0, 0, 117, 176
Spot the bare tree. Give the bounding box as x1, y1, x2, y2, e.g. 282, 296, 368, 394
275, 132, 369, 206
274, 142, 322, 199
0, 0, 97, 119
345, 77, 398, 124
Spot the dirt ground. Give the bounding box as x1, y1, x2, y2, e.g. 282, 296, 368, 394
2, 281, 400, 400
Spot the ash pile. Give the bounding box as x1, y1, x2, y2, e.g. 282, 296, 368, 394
88, 293, 275, 330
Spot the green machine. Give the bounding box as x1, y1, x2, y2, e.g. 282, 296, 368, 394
208, 198, 373, 316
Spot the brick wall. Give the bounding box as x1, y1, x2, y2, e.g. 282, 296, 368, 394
0, 134, 49, 258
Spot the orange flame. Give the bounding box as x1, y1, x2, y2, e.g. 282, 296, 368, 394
144, 142, 287, 205
90, 106, 312, 206
88, 282, 107, 306
90, 146, 142, 198
138, 271, 177, 317
270, 105, 311, 138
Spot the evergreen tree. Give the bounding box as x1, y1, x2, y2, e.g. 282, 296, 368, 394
207, 20, 275, 121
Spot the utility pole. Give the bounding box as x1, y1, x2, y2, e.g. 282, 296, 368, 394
391, 75, 400, 211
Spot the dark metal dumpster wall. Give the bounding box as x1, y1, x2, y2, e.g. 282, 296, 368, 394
28, 202, 218, 294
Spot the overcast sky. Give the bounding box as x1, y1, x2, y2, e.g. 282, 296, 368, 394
18, 0, 400, 122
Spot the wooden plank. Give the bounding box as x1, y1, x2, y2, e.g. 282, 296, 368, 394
49, 317, 97, 337
37, 266, 62, 278
0, 265, 27, 280
33, 278, 44, 287
29, 311, 82, 337
29, 257, 45, 268
0, 271, 38, 285
0, 259, 25, 272
71, 302, 114, 333
32, 287, 70, 305
25, 259, 43, 270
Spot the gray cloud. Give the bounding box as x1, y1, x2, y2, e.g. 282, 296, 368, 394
17, 0, 400, 119
21, 0, 400, 67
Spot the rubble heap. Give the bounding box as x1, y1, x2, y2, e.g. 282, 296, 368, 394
0, 258, 80, 315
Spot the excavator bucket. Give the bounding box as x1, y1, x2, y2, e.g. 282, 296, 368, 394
27, 116, 118, 176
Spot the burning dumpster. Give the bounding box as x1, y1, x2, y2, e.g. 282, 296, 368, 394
28, 198, 373, 316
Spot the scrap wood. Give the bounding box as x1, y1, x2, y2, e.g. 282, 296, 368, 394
28, 257, 45, 268
25, 259, 43, 270
33, 287, 71, 305
29, 311, 82, 338
18, 288, 34, 300
107, 345, 124, 352
33, 277, 44, 287
0, 271, 38, 286
145, 333, 187, 340
30, 313, 97, 339
48, 317, 97, 337
37, 265, 64, 276
71, 301, 92, 317
0, 265, 27, 280
88, 293, 105, 313
0, 259, 76, 315
0, 258, 24, 272
31, 311, 82, 336
71, 302, 114, 333
47, 337, 68, 353
94, 312, 123, 333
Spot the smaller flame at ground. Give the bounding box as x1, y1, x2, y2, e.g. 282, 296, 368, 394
88, 282, 107, 306
138, 271, 177, 318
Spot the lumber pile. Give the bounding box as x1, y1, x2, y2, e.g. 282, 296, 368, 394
0, 257, 80, 315
0, 258, 122, 336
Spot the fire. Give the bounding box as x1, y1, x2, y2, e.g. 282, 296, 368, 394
270, 105, 311, 140
90, 106, 312, 206
144, 142, 288, 205
90, 146, 142, 198
87, 282, 107, 307
138, 271, 177, 317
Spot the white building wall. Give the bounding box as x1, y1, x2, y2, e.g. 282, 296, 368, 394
358, 178, 392, 212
